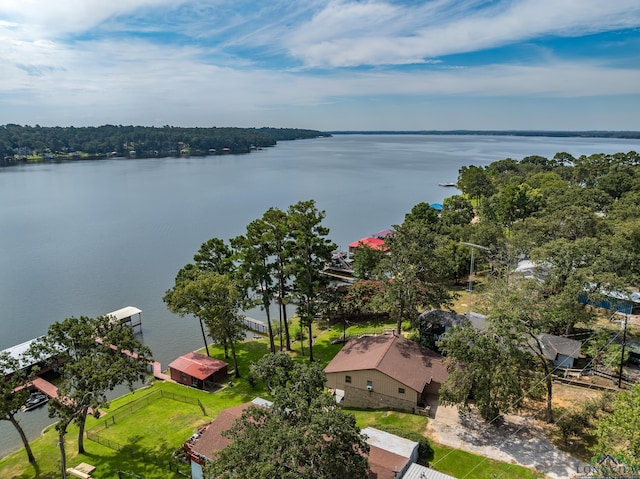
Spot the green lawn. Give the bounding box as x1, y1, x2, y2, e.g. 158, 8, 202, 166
349, 408, 544, 479
1, 322, 543, 479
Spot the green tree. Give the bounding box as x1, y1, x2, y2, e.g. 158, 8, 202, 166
164, 271, 246, 377
262, 207, 294, 351
164, 237, 238, 357
352, 243, 386, 280
440, 195, 474, 227
583, 331, 630, 370
593, 385, 640, 465
458, 165, 496, 205
33, 316, 151, 475
193, 237, 235, 275
0, 352, 36, 463
287, 200, 336, 362
404, 202, 440, 225
233, 218, 278, 353
493, 181, 544, 226
380, 219, 454, 334
438, 324, 538, 421
487, 278, 557, 422
207, 360, 369, 479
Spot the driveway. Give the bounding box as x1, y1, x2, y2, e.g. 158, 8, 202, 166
426, 405, 580, 479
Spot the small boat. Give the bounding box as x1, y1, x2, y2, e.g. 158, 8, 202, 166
438, 182, 457, 187
22, 392, 49, 411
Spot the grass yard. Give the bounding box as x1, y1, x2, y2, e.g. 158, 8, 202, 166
349, 408, 544, 479
90, 395, 207, 453
2, 318, 544, 479
429, 444, 544, 479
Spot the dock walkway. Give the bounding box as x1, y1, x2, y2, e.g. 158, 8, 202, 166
30, 376, 58, 398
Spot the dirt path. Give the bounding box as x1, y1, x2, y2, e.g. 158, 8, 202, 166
426, 405, 580, 479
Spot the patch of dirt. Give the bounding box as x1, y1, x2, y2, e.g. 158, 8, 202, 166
551, 383, 607, 409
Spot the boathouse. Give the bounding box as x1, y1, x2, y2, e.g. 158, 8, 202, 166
168, 352, 228, 390
104, 306, 143, 332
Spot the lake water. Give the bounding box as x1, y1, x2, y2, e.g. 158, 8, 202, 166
1, 133, 638, 458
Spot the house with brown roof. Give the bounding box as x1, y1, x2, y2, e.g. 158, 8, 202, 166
183, 401, 434, 479
183, 397, 272, 479
324, 333, 448, 414
168, 352, 228, 391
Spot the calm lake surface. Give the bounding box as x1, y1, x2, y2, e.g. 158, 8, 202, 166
1, 133, 639, 458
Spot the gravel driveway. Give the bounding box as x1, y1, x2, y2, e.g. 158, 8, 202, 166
426, 405, 581, 479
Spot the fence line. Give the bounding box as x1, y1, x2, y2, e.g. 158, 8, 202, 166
96, 389, 206, 430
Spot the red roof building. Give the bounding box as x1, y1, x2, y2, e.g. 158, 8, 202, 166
348, 237, 388, 255
168, 352, 228, 390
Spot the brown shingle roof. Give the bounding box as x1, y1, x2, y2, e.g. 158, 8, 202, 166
324, 333, 447, 393
190, 402, 252, 460
367, 445, 410, 479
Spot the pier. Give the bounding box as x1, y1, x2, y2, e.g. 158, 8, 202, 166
244, 317, 267, 335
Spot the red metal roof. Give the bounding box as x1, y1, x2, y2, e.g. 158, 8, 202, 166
348, 237, 387, 251
168, 352, 228, 381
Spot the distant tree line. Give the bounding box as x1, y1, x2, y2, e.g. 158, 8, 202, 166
330, 130, 640, 138
0, 124, 330, 164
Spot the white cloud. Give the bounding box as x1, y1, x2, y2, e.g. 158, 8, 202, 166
286, 0, 640, 67
0, 0, 187, 36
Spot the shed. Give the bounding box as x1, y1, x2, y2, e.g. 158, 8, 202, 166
168, 352, 228, 390
402, 463, 458, 479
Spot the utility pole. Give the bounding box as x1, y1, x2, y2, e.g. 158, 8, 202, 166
618, 315, 628, 388
460, 242, 491, 313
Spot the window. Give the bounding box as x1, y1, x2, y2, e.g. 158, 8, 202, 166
398, 388, 405, 394
366, 380, 373, 390
345, 375, 351, 383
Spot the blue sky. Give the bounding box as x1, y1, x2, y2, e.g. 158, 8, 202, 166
1, 0, 640, 130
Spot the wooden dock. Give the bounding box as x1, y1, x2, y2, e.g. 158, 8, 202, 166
94, 337, 170, 381
244, 317, 267, 335
30, 376, 59, 398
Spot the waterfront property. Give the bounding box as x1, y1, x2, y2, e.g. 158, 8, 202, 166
183, 398, 432, 479
168, 352, 228, 390
183, 397, 272, 479
324, 332, 448, 415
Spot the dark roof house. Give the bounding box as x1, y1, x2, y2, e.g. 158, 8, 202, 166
531, 333, 582, 368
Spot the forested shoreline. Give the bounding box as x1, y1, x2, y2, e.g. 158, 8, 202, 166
0, 125, 330, 165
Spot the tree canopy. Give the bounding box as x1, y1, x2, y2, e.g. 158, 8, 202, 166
32, 315, 151, 477
206, 355, 369, 479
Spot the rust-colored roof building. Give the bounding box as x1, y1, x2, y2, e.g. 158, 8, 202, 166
183, 400, 425, 479
325, 333, 447, 413
168, 352, 228, 391
348, 236, 389, 255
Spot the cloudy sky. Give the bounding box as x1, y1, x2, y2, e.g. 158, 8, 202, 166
1, 0, 640, 130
